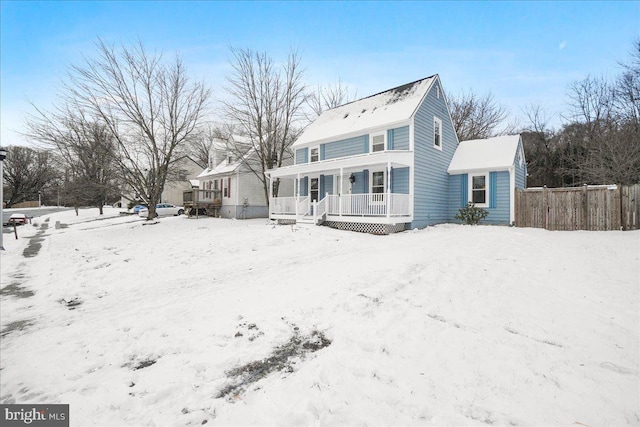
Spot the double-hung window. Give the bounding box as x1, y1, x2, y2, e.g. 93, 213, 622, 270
470, 173, 489, 207
310, 147, 319, 162
370, 132, 386, 152
372, 171, 385, 194
433, 117, 442, 150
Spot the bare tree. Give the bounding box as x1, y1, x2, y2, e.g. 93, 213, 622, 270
222, 47, 306, 204
521, 104, 563, 187
2, 146, 59, 207
25, 106, 120, 214
565, 73, 640, 184
62, 39, 210, 219
450, 90, 509, 141
305, 79, 356, 121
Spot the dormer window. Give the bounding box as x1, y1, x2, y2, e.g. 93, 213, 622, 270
310, 146, 319, 162
370, 131, 386, 152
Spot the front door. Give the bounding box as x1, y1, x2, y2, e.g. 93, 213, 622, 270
310, 177, 319, 202
335, 174, 350, 196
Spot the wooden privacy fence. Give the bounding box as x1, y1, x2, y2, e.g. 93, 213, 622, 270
515, 184, 640, 231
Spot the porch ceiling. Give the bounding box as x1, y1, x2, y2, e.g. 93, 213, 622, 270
266, 150, 413, 178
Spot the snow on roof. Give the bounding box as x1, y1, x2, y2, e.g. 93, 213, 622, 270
293, 76, 436, 147
447, 134, 522, 174
197, 145, 254, 179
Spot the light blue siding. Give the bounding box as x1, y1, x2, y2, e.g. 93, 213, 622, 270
448, 171, 510, 224
351, 171, 366, 194
296, 148, 308, 165
391, 167, 409, 194
322, 135, 367, 160
321, 175, 334, 196
300, 177, 308, 196
447, 174, 467, 219
485, 171, 511, 224
489, 172, 498, 208
392, 125, 410, 150
411, 78, 458, 228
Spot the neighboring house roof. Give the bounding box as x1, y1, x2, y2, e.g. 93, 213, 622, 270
447, 134, 522, 174
293, 75, 436, 147
198, 146, 254, 179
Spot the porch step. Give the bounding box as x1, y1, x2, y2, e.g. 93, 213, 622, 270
297, 216, 315, 224
297, 214, 326, 225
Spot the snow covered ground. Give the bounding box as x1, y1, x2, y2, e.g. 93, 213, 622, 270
1, 207, 638, 426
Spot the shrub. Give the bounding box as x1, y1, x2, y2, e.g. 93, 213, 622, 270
455, 202, 489, 225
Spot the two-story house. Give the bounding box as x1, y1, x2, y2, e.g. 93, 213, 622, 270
265, 75, 526, 234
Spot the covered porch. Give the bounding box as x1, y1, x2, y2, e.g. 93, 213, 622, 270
266, 151, 413, 226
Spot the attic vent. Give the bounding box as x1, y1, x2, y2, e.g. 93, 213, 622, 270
343, 113, 349, 119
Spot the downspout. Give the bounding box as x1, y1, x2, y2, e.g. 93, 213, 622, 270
509, 166, 515, 225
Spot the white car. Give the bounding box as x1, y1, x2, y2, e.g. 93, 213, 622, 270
138, 203, 185, 217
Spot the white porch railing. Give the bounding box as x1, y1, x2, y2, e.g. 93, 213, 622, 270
270, 196, 298, 215
297, 197, 310, 216
271, 193, 410, 217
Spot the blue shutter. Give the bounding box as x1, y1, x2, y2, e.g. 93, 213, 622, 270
319, 174, 325, 198
489, 172, 497, 208
462, 174, 468, 205
301, 177, 308, 196
363, 169, 369, 193
387, 129, 394, 150
364, 135, 370, 153
320, 144, 325, 161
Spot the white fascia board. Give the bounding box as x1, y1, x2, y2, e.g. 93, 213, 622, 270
292, 119, 412, 149
447, 166, 511, 175
267, 151, 413, 178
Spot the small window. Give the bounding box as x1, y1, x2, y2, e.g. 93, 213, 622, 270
433, 117, 442, 150
372, 171, 385, 194
470, 174, 488, 207
178, 169, 188, 180
371, 132, 386, 152
223, 179, 228, 197
310, 147, 319, 163
228, 155, 233, 164
436, 85, 440, 99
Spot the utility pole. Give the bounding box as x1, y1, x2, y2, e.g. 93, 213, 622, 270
0, 146, 7, 251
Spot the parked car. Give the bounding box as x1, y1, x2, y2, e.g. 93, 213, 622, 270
132, 204, 148, 214
8, 213, 29, 225
138, 203, 185, 217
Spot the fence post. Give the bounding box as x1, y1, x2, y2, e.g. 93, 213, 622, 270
543, 185, 548, 230
583, 184, 589, 231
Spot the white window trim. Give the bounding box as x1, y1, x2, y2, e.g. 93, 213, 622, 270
309, 146, 319, 163
370, 131, 387, 153
468, 173, 489, 208
433, 117, 443, 151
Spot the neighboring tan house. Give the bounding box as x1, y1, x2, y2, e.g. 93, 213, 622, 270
265, 75, 527, 234
119, 155, 204, 208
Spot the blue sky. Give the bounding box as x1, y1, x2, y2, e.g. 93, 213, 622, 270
1, 1, 638, 146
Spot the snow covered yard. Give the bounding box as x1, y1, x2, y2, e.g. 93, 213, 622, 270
1, 208, 638, 426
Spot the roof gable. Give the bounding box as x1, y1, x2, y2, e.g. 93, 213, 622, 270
448, 134, 522, 174
293, 76, 436, 147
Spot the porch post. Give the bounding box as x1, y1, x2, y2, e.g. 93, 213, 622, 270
339, 167, 343, 217
386, 161, 391, 219
267, 173, 272, 217
296, 173, 300, 220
